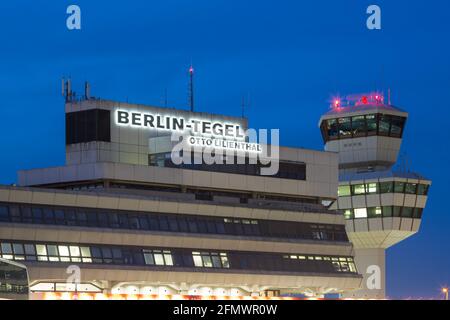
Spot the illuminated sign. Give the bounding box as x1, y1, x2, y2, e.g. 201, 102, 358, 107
116, 110, 246, 141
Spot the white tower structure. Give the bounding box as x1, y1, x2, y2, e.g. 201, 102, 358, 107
318, 92, 431, 299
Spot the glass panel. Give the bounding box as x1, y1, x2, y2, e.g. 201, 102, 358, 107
202, 255, 213, 268
405, 183, 417, 194
338, 185, 351, 197
58, 246, 70, 257
338, 117, 352, 138
382, 206, 393, 217
143, 251, 154, 265
366, 114, 377, 135
393, 207, 402, 217
417, 184, 429, 195
366, 183, 378, 194
390, 116, 405, 137
351, 115, 366, 137
154, 253, 164, 265
378, 115, 391, 136
379, 181, 394, 193
394, 182, 405, 193
368, 207, 382, 218
193, 254, 203, 267
69, 246, 80, 257
164, 253, 173, 266
354, 208, 367, 219
402, 207, 413, 218
343, 209, 354, 219
326, 119, 339, 139
352, 184, 366, 195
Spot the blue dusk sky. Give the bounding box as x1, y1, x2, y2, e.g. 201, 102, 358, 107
0, 0, 449, 298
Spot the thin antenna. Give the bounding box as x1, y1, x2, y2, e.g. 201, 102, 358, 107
84, 81, 91, 100
188, 64, 194, 112
388, 88, 391, 105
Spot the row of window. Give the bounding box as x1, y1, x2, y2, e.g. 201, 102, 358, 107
341, 206, 423, 219
282, 255, 356, 273
149, 153, 307, 180
0, 203, 348, 242
66, 109, 111, 145
320, 113, 407, 142
338, 182, 429, 197
0, 241, 358, 275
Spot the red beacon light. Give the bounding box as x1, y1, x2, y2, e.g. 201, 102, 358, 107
333, 99, 341, 109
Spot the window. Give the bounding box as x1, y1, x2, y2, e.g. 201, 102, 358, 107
390, 116, 405, 138
343, 209, 354, 219
338, 185, 351, 197
417, 184, 429, 196
352, 184, 366, 195
366, 183, 378, 194
378, 115, 391, 136
352, 116, 366, 137
338, 117, 352, 138
382, 206, 393, 217
379, 181, 394, 193
0, 205, 8, 222
394, 182, 405, 193
402, 207, 413, 218
413, 208, 423, 219
326, 119, 339, 139
143, 249, 173, 266
368, 207, 382, 218
354, 208, 368, 219
393, 207, 402, 217
405, 183, 417, 194
192, 252, 230, 268
366, 114, 377, 135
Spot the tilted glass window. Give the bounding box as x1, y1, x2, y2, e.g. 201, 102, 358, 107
378, 115, 391, 136
390, 116, 405, 138
417, 184, 429, 196
366, 114, 378, 135
351, 116, 366, 137
382, 206, 393, 217
367, 207, 382, 218
326, 119, 339, 139
338, 117, 352, 138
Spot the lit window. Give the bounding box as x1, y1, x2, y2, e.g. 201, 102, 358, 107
343, 209, 354, 219
153, 251, 165, 266
202, 255, 213, 268
193, 254, 203, 267
338, 185, 351, 197
352, 184, 366, 195
354, 208, 368, 219
366, 183, 378, 194
163, 251, 173, 266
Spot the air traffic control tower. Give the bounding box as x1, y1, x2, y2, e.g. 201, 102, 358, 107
318, 93, 431, 299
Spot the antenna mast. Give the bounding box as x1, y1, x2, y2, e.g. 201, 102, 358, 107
188, 65, 194, 112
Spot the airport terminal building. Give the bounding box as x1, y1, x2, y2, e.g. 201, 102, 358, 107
0, 85, 362, 299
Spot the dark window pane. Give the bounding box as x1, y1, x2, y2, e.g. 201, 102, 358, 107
417, 184, 429, 196
159, 216, 169, 231
382, 206, 393, 217
338, 117, 352, 138
394, 182, 405, 193
405, 183, 417, 195
366, 114, 378, 136
352, 116, 366, 137
393, 207, 402, 217
378, 115, 391, 136
326, 119, 339, 139
402, 207, 413, 217
390, 116, 405, 138
32, 207, 43, 223
0, 205, 9, 222
379, 182, 394, 193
